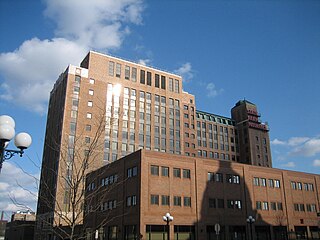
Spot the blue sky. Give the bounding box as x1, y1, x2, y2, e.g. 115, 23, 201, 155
0, 0, 319, 217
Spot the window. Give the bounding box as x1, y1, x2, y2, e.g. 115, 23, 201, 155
271, 202, 277, 210
183, 169, 191, 179
161, 76, 166, 89
209, 198, 216, 208
169, 78, 173, 92
147, 71, 152, 86
151, 195, 159, 205
89, 78, 95, 84
155, 74, 160, 88
108, 61, 114, 76
261, 178, 266, 187
256, 201, 262, 210
184, 197, 191, 207
262, 202, 269, 210
275, 180, 280, 188
217, 199, 224, 208
151, 165, 159, 176
174, 196, 181, 206
173, 168, 181, 178
297, 182, 302, 190
174, 79, 179, 93
268, 179, 274, 188
253, 177, 260, 186
88, 101, 93, 107
125, 66, 130, 80
161, 195, 170, 206
277, 202, 283, 210
86, 125, 91, 131
161, 166, 169, 177
86, 113, 92, 119
140, 70, 145, 84
89, 89, 94, 95
291, 181, 297, 190
208, 172, 214, 182
215, 173, 223, 182
116, 63, 121, 77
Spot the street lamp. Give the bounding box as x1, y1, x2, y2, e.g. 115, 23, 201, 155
162, 212, 173, 240
0, 115, 32, 172
246, 215, 255, 240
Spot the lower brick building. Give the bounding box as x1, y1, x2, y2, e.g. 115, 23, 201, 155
84, 150, 320, 240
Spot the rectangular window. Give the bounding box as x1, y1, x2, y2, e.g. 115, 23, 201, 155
87, 101, 93, 107
184, 197, 191, 207
262, 202, 269, 210
256, 201, 262, 210
183, 169, 191, 179
131, 67, 137, 82
215, 173, 223, 182
275, 180, 280, 188
155, 74, 160, 88
173, 168, 181, 178
261, 178, 266, 187
151, 165, 159, 176
291, 181, 297, 190
268, 179, 274, 188
209, 198, 216, 208
89, 89, 94, 96
208, 172, 214, 182
140, 70, 145, 84
147, 71, 152, 86
161, 75, 166, 89
116, 63, 121, 77
161, 195, 170, 206
253, 177, 260, 186
161, 166, 169, 177
271, 202, 277, 210
125, 65, 130, 80
151, 195, 159, 205
169, 78, 173, 92
217, 199, 224, 208
174, 79, 179, 93
108, 61, 114, 76
174, 196, 181, 206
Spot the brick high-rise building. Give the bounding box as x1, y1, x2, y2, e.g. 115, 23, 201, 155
36, 51, 274, 239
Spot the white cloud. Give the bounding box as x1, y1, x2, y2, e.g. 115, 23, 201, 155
271, 139, 286, 145
138, 59, 151, 66
281, 161, 296, 168
290, 138, 320, 157
174, 62, 194, 82
206, 82, 223, 98
287, 137, 309, 146
0, 38, 87, 114
0, 0, 145, 114
313, 159, 320, 167
0, 162, 39, 217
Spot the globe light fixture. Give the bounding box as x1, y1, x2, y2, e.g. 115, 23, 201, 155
0, 115, 32, 172
162, 212, 173, 240
246, 215, 255, 240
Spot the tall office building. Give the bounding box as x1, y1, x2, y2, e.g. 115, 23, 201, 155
36, 51, 272, 238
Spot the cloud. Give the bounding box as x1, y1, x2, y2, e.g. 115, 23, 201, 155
206, 82, 224, 98
281, 162, 296, 168
287, 137, 309, 146
0, 162, 39, 218
174, 62, 194, 82
271, 139, 286, 145
0, 0, 145, 114
290, 138, 320, 157
0, 38, 87, 114
138, 59, 151, 66
313, 159, 320, 167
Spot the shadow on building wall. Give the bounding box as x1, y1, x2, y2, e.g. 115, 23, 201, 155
192, 160, 287, 240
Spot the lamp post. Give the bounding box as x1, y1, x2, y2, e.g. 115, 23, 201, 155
162, 212, 173, 240
0, 115, 32, 172
246, 215, 255, 240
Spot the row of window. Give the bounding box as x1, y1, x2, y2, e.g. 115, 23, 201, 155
294, 203, 317, 212
256, 201, 283, 211
253, 177, 281, 188
127, 166, 138, 178
291, 181, 314, 191
150, 165, 191, 178
196, 113, 235, 126
209, 198, 242, 209
150, 195, 191, 207
108, 61, 180, 93
207, 172, 240, 184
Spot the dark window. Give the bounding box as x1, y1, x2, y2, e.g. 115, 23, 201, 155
183, 169, 191, 179
147, 71, 152, 86
161, 76, 166, 89
151, 165, 159, 176
173, 168, 181, 178
140, 70, 145, 84
155, 74, 160, 88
